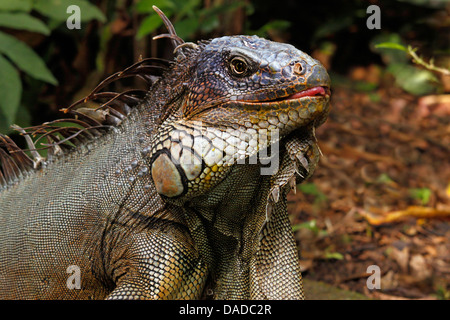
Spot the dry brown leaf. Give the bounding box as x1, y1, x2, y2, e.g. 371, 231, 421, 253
409, 254, 432, 281
389, 246, 410, 273
381, 270, 399, 290
417, 94, 450, 118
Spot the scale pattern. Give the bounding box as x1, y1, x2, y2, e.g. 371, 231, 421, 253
0, 9, 330, 299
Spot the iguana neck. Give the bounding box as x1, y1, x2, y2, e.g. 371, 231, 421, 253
182, 163, 273, 298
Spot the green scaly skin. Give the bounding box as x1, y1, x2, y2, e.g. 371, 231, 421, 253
0, 11, 330, 299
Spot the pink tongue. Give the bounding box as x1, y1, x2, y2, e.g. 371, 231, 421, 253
289, 87, 326, 99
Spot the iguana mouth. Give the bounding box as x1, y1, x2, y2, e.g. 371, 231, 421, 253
235, 86, 330, 106
283, 86, 330, 100
266, 86, 330, 103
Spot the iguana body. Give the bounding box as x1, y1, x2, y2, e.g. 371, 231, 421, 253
0, 8, 330, 299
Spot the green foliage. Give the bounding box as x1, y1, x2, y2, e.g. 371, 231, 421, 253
313, 15, 354, 41
435, 285, 450, 300
292, 219, 342, 259
0, 55, 22, 129
372, 35, 440, 96
292, 219, 328, 237
387, 63, 438, 96
323, 250, 344, 260
0, 0, 32, 12
375, 42, 407, 52
297, 182, 328, 205
330, 72, 379, 96
135, 0, 246, 40
293, 219, 318, 233
0, 13, 50, 35
409, 188, 432, 205
0, 32, 57, 85
0, 0, 105, 133
249, 20, 291, 38
33, 0, 105, 24
376, 173, 395, 185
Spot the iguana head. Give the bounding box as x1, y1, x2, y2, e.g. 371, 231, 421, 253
143, 8, 330, 202
183, 35, 330, 120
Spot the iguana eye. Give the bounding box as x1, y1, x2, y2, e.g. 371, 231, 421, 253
230, 57, 248, 76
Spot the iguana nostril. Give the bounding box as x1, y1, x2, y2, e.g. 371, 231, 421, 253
293, 62, 305, 75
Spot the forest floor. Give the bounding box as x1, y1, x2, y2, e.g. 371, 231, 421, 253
289, 78, 450, 300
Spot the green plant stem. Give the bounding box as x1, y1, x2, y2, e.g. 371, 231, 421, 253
408, 46, 450, 76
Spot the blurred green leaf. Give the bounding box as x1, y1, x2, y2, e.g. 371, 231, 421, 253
136, 0, 245, 40
13, 103, 31, 128
387, 63, 437, 95
0, 31, 57, 85
0, 0, 32, 12
0, 54, 22, 130
373, 33, 443, 95
435, 286, 450, 300
372, 33, 409, 64
135, 0, 175, 13
33, 0, 105, 22
137, 13, 165, 39
368, 92, 381, 102
0, 12, 50, 35
324, 251, 344, 260
409, 188, 432, 205
173, 17, 199, 40
354, 80, 378, 92
313, 16, 353, 40
251, 20, 291, 38
375, 42, 407, 51
136, 0, 202, 40
297, 183, 320, 195
341, 234, 353, 245
199, 14, 219, 34
0, 113, 10, 133
376, 173, 395, 184
198, 2, 246, 34
297, 183, 328, 203
201, 1, 243, 17
175, 0, 201, 19
292, 219, 320, 234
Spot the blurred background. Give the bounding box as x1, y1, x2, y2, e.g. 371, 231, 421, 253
0, 0, 448, 299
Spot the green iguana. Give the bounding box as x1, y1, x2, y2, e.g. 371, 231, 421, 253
0, 7, 330, 299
